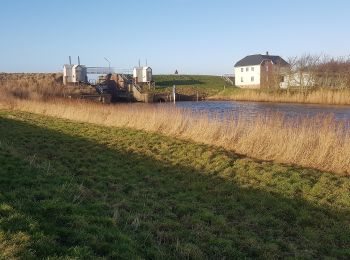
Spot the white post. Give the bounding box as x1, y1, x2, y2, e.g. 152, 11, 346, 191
173, 85, 176, 104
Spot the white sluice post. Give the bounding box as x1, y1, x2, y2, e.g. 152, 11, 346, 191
173, 85, 176, 104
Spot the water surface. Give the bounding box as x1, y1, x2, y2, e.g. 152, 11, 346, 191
160, 101, 350, 122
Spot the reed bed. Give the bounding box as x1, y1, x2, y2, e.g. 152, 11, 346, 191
1, 95, 349, 175
0, 73, 65, 99
1, 73, 349, 174
210, 88, 350, 105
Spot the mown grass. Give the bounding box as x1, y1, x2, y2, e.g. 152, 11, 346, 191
0, 110, 349, 259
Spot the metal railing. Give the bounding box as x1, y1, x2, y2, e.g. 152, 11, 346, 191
222, 74, 235, 85
86, 67, 132, 75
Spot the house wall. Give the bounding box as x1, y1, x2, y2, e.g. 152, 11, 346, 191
234, 65, 261, 88
260, 61, 290, 89
260, 60, 274, 89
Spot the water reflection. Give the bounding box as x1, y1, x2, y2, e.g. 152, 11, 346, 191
159, 101, 350, 122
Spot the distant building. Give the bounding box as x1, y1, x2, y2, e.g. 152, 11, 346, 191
175, 70, 178, 75
133, 66, 152, 83
280, 72, 315, 89
63, 64, 87, 85
234, 52, 289, 89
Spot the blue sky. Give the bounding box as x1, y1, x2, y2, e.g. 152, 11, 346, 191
1, 0, 349, 74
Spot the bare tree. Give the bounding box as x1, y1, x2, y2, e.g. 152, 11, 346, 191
285, 54, 350, 90
316, 55, 350, 89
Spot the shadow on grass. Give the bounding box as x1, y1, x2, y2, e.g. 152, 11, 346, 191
156, 79, 204, 87
0, 115, 349, 259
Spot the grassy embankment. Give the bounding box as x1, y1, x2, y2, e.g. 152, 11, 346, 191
1, 73, 350, 175
153, 75, 229, 97
0, 98, 349, 175
1, 110, 350, 259
154, 75, 350, 105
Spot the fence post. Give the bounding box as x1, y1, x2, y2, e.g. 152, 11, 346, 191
173, 85, 176, 104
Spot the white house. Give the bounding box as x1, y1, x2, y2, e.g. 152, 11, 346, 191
234, 53, 289, 89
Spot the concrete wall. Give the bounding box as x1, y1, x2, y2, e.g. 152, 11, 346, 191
63, 65, 87, 84
63, 64, 73, 85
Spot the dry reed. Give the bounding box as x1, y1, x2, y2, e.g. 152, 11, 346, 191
0, 96, 349, 175
210, 88, 350, 105
0, 73, 65, 100
0, 73, 96, 100
1, 73, 349, 174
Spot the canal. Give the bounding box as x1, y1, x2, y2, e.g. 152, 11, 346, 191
160, 101, 350, 122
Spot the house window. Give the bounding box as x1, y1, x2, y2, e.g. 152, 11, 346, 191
241, 68, 243, 72
251, 67, 254, 71
241, 77, 243, 82
251, 76, 254, 82
246, 67, 249, 72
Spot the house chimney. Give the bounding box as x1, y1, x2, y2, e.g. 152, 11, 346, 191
69, 56, 71, 65
78, 56, 80, 65
266, 51, 269, 55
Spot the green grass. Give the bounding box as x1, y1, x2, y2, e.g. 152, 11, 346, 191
151, 75, 350, 104
153, 75, 234, 97
151, 75, 290, 99
152, 75, 281, 97
0, 110, 350, 259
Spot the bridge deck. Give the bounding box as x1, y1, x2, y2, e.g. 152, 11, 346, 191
86, 67, 132, 75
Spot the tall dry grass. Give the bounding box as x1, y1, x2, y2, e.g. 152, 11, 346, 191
1, 73, 349, 174
210, 88, 350, 105
0, 73, 64, 99
0, 73, 96, 100
0, 96, 349, 175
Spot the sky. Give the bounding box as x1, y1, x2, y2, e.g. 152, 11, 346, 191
0, 0, 349, 75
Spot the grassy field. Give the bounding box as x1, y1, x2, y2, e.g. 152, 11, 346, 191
153, 75, 350, 105
1, 110, 350, 258
153, 75, 229, 97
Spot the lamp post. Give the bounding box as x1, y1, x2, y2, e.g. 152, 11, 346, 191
104, 57, 111, 72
